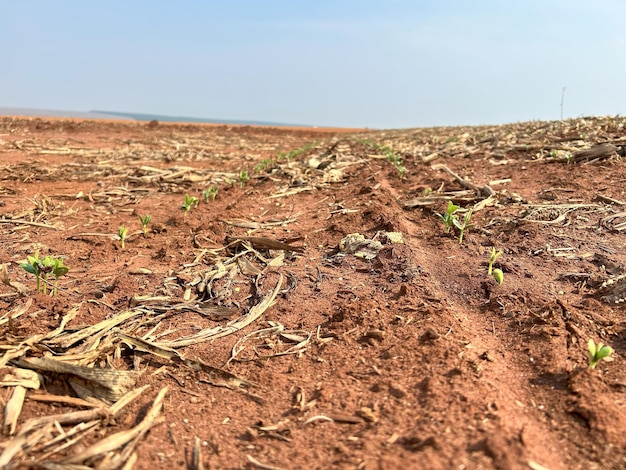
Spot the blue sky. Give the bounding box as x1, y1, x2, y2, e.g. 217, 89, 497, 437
1, 1, 625, 128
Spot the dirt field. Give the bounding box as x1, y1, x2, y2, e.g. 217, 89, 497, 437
0, 115, 625, 469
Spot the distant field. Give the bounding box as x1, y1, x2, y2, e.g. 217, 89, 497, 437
90, 110, 305, 127
0, 106, 306, 127
0, 107, 125, 120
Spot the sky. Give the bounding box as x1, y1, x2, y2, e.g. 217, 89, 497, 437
1, 1, 625, 129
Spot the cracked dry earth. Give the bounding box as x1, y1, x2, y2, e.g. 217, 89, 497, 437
1, 116, 626, 469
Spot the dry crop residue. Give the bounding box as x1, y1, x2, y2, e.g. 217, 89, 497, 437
0, 116, 625, 469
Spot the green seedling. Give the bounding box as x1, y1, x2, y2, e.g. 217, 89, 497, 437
256, 142, 319, 174
48, 257, 69, 295
394, 162, 407, 178
237, 170, 249, 187
203, 185, 218, 202
357, 139, 406, 178
254, 158, 274, 173
138, 214, 151, 236
21, 252, 44, 293
20, 252, 69, 295
488, 247, 504, 285
588, 339, 613, 369
487, 247, 504, 285
488, 247, 503, 276
118, 225, 129, 249
437, 201, 473, 244
275, 141, 319, 161
437, 201, 460, 234
181, 194, 199, 216
453, 209, 473, 244
384, 149, 406, 178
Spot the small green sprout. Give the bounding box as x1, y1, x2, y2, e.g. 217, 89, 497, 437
48, 258, 69, 295
357, 139, 406, 178
437, 201, 473, 244
588, 339, 613, 369
488, 247, 504, 285
384, 149, 406, 178
255, 142, 319, 173
437, 201, 460, 234
275, 141, 318, 161
20, 252, 69, 295
237, 170, 249, 187
203, 185, 218, 202
181, 194, 199, 216
118, 225, 129, 249
423, 187, 433, 197
254, 158, 274, 173
453, 209, 473, 244
395, 163, 407, 178
138, 214, 151, 236
20, 252, 44, 293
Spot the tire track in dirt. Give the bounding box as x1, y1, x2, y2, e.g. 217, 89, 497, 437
373, 174, 572, 469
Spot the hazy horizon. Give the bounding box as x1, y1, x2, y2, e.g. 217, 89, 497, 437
3, 105, 624, 132
1, 1, 625, 128
0, 106, 309, 127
